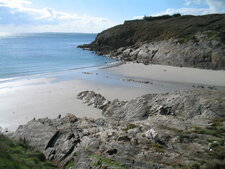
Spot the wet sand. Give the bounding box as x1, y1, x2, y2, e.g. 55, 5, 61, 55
103, 62, 225, 87
0, 73, 153, 131
1, 62, 225, 131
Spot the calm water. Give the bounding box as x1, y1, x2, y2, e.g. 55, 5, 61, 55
0, 33, 115, 80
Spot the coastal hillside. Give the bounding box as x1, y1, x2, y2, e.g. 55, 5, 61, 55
0, 134, 58, 169
11, 89, 225, 169
79, 14, 225, 70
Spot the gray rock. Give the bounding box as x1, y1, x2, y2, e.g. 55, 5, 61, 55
110, 36, 225, 70
145, 129, 158, 140
77, 90, 110, 109
78, 89, 225, 122
117, 135, 131, 142
10, 88, 225, 169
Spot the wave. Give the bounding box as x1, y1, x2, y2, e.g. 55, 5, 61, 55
0, 63, 117, 84
0, 32, 12, 38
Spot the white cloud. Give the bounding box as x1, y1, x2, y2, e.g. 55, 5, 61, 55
35, 8, 56, 20
0, 0, 115, 33
185, 0, 202, 6
133, 16, 144, 20
153, 7, 213, 16
153, 0, 225, 16
0, 0, 31, 8
206, 0, 225, 12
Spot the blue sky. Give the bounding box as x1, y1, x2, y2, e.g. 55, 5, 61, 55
0, 0, 225, 34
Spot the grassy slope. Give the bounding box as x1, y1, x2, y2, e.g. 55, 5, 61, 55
0, 134, 58, 169
92, 14, 225, 52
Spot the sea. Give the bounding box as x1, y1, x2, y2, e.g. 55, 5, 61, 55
0, 33, 115, 81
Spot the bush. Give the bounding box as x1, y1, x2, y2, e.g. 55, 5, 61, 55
172, 13, 181, 17
143, 13, 182, 21
127, 123, 137, 130
189, 163, 200, 169
0, 134, 58, 169
143, 15, 172, 21
204, 159, 225, 169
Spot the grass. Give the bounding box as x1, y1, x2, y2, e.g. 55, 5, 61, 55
177, 33, 198, 44
0, 134, 58, 169
121, 123, 137, 132
159, 125, 198, 143
91, 154, 130, 169
211, 117, 225, 127
159, 125, 184, 134
186, 122, 225, 169
204, 159, 225, 169
189, 163, 201, 169
151, 143, 164, 153
206, 30, 220, 41
93, 14, 225, 51
160, 122, 225, 168
64, 160, 74, 169
193, 126, 225, 137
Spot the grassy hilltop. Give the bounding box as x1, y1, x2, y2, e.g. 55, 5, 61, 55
92, 14, 225, 51
80, 14, 225, 69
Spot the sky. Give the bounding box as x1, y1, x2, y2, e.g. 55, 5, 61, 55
0, 0, 225, 34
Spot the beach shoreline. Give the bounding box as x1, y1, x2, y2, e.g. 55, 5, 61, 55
102, 62, 225, 86
1, 62, 225, 131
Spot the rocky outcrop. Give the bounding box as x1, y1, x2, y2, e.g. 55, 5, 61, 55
11, 89, 225, 168
77, 90, 110, 110
78, 89, 225, 122
79, 14, 225, 70
109, 36, 225, 69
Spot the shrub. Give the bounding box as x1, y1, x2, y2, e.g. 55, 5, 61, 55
143, 15, 172, 21
204, 159, 225, 169
151, 143, 164, 153
172, 13, 181, 17
127, 123, 137, 130
0, 134, 58, 169
143, 14, 181, 21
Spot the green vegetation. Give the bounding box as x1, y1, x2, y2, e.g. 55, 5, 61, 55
206, 30, 220, 41
127, 123, 137, 130
122, 123, 137, 131
211, 117, 225, 127
177, 33, 198, 44
160, 122, 225, 169
143, 13, 181, 21
151, 143, 164, 153
204, 159, 225, 169
64, 160, 74, 169
92, 14, 225, 52
193, 125, 225, 137
0, 134, 58, 169
188, 122, 225, 169
91, 154, 130, 169
159, 125, 184, 133
189, 163, 201, 169
178, 133, 199, 143
194, 118, 225, 138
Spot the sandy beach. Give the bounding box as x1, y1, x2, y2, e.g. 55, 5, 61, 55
0, 68, 153, 131
1, 62, 225, 131
102, 62, 225, 87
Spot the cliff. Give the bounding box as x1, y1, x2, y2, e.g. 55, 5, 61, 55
79, 14, 225, 70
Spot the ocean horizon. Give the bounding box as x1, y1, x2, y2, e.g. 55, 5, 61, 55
0, 33, 115, 81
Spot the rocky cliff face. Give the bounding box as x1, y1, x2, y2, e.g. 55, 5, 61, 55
78, 89, 225, 122
11, 89, 225, 169
79, 14, 225, 70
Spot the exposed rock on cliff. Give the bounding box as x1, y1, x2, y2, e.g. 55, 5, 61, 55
11, 89, 225, 168
79, 14, 225, 70
78, 89, 225, 122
